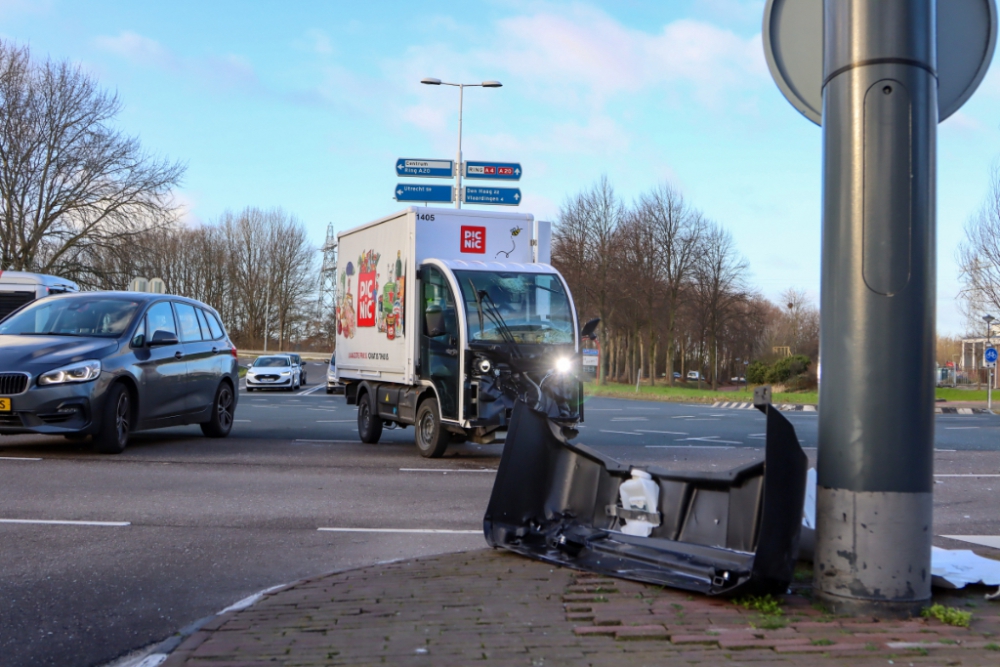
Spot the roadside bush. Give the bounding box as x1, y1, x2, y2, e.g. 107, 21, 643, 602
746, 361, 769, 385
765, 355, 811, 384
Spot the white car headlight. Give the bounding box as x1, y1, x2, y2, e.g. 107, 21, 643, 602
280, 371, 290, 376
39, 360, 101, 385
555, 357, 572, 374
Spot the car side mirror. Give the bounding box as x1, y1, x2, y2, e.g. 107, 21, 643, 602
131, 333, 146, 348
149, 330, 179, 346
580, 317, 600, 340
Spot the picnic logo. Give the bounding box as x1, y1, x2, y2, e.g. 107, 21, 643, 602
460, 225, 486, 253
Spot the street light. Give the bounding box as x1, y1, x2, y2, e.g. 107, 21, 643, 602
985, 314, 996, 412
420, 77, 503, 209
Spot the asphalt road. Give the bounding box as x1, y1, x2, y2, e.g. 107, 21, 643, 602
1, 370, 998, 667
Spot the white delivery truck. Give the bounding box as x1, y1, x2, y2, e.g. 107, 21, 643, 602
335, 206, 592, 458
0, 271, 79, 320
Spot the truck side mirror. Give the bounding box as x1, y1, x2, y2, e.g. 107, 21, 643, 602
580, 318, 600, 340
425, 308, 447, 337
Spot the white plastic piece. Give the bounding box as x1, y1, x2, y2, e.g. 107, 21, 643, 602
930, 546, 1000, 591
802, 468, 817, 530
618, 469, 659, 537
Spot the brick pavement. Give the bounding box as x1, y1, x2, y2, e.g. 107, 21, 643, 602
160, 548, 1000, 666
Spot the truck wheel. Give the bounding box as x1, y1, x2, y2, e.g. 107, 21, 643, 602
93, 383, 130, 454
358, 392, 383, 443
415, 398, 448, 458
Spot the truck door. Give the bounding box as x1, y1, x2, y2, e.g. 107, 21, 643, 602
420, 266, 460, 421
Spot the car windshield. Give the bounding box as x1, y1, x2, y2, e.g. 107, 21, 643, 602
453, 270, 574, 345
0, 296, 140, 337
254, 356, 290, 367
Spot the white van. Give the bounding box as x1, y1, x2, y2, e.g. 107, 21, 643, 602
0, 271, 79, 320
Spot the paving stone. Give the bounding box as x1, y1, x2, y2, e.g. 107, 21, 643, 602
613, 625, 669, 640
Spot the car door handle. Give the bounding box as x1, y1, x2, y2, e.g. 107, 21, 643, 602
174, 351, 183, 359
212, 347, 219, 354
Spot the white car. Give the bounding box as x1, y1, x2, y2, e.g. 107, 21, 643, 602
686, 370, 701, 381
246, 355, 301, 391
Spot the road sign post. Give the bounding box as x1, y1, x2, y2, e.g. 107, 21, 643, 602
764, 0, 997, 616
394, 184, 454, 204
462, 186, 521, 206
987, 347, 998, 412
395, 159, 454, 178
464, 161, 522, 181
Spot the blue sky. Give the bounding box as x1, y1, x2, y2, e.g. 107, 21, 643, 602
2, 0, 998, 334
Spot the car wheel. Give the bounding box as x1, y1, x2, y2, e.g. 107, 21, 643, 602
415, 397, 448, 458
93, 383, 130, 454
200, 382, 235, 438
357, 392, 383, 444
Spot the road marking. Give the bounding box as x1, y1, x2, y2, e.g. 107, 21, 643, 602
399, 468, 496, 473
671, 416, 696, 419
316, 419, 355, 423
935, 449, 957, 452
219, 584, 287, 614
294, 439, 354, 443
748, 433, 766, 439
599, 430, 642, 436
610, 417, 649, 422
297, 385, 323, 396
941, 535, 1000, 549
318, 527, 481, 535
234, 419, 251, 422
0, 518, 130, 527
586, 408, 623, 411
646, 445, 735, 450
0, 456, 42, 461
676, 436, 744, 445
935, 474, 1000, 477
635, 430, 688, 435
945, 426, 980, 430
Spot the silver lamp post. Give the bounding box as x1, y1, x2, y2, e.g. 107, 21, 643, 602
420, 77, 503, 209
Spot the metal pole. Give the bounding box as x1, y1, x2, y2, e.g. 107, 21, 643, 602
815, 0, 936, 616
455, 84, 464, 209
988, 322, 993, 411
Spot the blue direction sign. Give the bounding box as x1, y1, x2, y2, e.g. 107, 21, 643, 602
986, 347, 998, 365
394, 183, 454, 203
463, 186, 521, 206
465, 161, 522, 181
395, 158, 454, 178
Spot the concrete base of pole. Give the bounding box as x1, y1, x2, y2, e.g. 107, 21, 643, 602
814, 487, 932, 617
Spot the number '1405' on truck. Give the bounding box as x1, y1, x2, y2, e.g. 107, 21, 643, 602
334, 206, 588, 458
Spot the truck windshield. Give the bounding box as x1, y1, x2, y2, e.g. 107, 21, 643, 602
453, 270, 574, 345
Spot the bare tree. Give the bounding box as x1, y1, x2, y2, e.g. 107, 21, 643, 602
0, 40, 183, 277
958, 166, 1000, 331
638, 183, 705, 386
691, 223, 750, 390
553, 176, 626, 385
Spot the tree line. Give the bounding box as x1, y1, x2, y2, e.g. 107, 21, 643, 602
1, 39, 323, 350
552, 177, 819, 388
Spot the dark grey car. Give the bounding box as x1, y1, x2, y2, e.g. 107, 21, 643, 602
0, 292, 239, 453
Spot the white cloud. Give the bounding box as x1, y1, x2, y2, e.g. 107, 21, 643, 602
93, 31, 176, 69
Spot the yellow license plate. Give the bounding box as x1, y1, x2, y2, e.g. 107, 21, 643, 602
0, 398, 10, 412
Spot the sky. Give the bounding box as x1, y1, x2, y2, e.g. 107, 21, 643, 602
2, 0, 999, 335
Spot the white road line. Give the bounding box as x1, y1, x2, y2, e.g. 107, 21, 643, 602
646, 445, 735, 450
610, 417, 649, 422
935, 449, 957, 452
677, 436, 744, 445
296, 385, 323, 396
316, 419, 355, 423
294, 439, 353, 443
635, 430, 688, 435
318, 527, 481, 535
399, 468, 496, 473
935, 474, 1000, 477
599, 430, 642, 436
0, 518, 130, 527
945, 426, 980, 430
586, 408, 623, 411
234, 419, 251, 422
0, 456, 42, 461
671, 416, 696, 419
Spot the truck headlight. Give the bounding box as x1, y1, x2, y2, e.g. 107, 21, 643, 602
555, 357, 572, 374
475, 357, 492, 374
38, 359, 101, 385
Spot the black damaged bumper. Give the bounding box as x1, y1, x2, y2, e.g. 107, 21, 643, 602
483, 398, 808, 596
